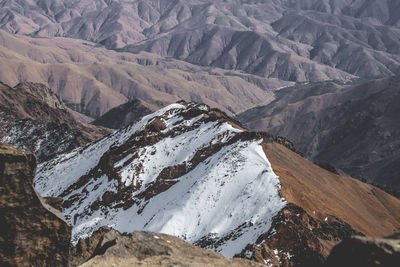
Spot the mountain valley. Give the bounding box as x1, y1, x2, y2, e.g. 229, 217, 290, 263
1, 0, 400, 266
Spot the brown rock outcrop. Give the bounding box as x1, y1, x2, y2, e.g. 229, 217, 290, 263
0, 144, 71, 266
70, 227, 264, 267
238, 204, 362, 267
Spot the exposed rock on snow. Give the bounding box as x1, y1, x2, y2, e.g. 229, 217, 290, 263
35, 102, 286, 257
0, 81, 111, 162
34, 101, 400, 265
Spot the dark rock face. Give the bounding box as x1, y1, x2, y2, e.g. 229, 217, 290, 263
0, 81, 111, 162
326, 234, 400, 267
238, 203, 362, 266
0, 144, 71, 266
92, 99, 156, 129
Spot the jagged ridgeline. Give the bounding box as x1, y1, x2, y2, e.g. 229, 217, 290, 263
0, 82, 110, 162
34, 101, 400, 265
36, 102, 287, 257
0, 143, 263, 267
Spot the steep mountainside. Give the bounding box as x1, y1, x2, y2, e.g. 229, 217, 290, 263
237, 76, 400, 192
92, 99, 157, 129
0, 144, 71, 266
0, 143, 265, 267
36, 102, 287, 257
2, 0, 400, 80
0, 29, 291, 117
0, 81, 110, 162
35, 102, 400, 265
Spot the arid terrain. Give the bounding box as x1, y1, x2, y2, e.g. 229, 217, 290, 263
238, 76, 400, 193
1, 1, 400, 266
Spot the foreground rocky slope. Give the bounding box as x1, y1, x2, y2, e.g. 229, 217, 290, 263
0, 144, 70, 266
35, 101, 400, 265
71, 227, 263, 267
238, 75, 400, 193
0, 81, 110, 162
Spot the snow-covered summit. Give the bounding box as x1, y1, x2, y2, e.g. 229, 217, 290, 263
35, 101, 286, 257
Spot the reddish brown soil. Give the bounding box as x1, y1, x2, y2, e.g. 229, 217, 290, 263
263, 142, 400, 238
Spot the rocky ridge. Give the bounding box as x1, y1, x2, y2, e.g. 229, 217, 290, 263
326, 234, 400, 267
238, 203, 362, 266
0, 143, 266, 267
36, 101, 288, 257
70, 227, 264, 267
0, 81, 111, 162
34, 101, 400, 265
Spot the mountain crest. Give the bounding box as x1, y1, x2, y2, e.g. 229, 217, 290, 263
34, 101, 400, 264
36, 101, 287, 257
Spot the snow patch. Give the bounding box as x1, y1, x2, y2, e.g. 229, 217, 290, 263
35, 103, 287, 258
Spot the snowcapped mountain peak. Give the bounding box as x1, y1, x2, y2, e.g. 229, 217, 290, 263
35, 101, 286, 257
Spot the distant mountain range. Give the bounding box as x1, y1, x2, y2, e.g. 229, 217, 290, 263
2, 0, 400, 81
237, 75, 400, 193
0, 29, 290, 118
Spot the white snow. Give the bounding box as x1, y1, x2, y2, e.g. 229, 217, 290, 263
117, 121, 241, 189
36, 103, 186, 195
284, 251, 294, 259
244, 250, 253, 259
35, 103, 286, 258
